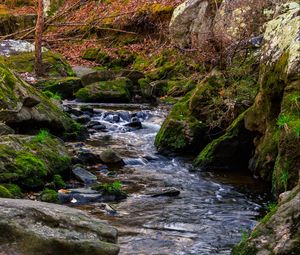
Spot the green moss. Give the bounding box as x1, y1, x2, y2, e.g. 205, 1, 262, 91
1, 183, 22, 198
75, 77, 132, 102
82, 48, 100, 61
37, 77, 82, 99
155, 91, 206, 153
194, 111, 251, 169
40, 189, 59, 203
43, 90, 61, 100
0, 185, 13, 198
0, 51, 75, 77
53, 174, 66, 189
0, 135, 71, 189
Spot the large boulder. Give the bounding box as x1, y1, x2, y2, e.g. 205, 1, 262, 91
0, 40, 75, 78
245, 2, 300, 194
194, 111, 256, 170
0, 64, 77, 134
0, 198, 119, 255
231, 183, 300, 255
0, 134, 71, 188
213, 0, 271, 49
169, 0, 213, 48
75, 77, 133, 103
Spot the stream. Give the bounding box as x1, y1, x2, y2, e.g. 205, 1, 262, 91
65, 102, 269, 255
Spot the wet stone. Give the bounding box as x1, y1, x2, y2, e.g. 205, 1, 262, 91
148, 187, 181, 197
72, 166, 97, 184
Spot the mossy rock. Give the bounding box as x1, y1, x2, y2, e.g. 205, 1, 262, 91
155, 91, 206, 154
244, 3, 300, 194
194, 111, 255, 170
0, 64, 78, 135
75, 77, 133, 103
0, 50, 75, 77
40, 189, 59, 203
0, 185, 13, 198
0, 134, 71, 189
1, 183, 22, 198
82, 48, 100, 61
231, 184, 300, 255
36, 77, 83, 99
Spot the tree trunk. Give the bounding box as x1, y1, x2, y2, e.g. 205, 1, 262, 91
35, 0, 44, 76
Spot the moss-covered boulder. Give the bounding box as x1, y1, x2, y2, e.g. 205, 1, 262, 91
194, 111, 256, 170
155, 91, 206, 154
231, 183, 300, 255
155, 61, 258, 154
0, 64, 77, 134
244, 2, 300, 194
37, 77, 83, 99
0, 49, 75, 78
75, 77, 133, 103
0, 134, 71, 189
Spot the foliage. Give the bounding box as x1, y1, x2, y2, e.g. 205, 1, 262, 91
40, 188, 59, 203
33, 129, 50, 143
92, 181, 124, 195
43, 90, 62, 100
279, 169, 289, 192
53, 174, 66, 189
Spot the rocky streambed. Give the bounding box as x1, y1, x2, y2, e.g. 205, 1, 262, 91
59, 101, 270, 255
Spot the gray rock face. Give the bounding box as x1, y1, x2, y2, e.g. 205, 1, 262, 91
72, 166, 97, 184
169, 0, 212, 48
0, 123, 15, 135
0, 198, 119, 255
232, 184, 300, 255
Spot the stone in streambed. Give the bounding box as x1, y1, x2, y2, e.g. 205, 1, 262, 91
148, 187, 181, 197
0, 198, 119, 255
100, 149, 124, 165
72, 166, 97, 184
75, 114, 91, 124
124, 117, 142, 129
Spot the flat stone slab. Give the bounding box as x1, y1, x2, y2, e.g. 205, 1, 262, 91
0, 198, 119, 255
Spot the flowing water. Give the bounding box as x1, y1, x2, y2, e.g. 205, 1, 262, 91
66, 102, 269, 255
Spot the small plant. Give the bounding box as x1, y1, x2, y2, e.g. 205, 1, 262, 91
34, 129, 50, 142
93, 181, 124, 195
279, 169, 289, 191
292, 124, 300, 138
277, 114, 292, 128
288, 94, 300, 109
240, 229, 250, 243
267, 201, 277, 212
53, 174, 66, 189
43, 91, 61, 100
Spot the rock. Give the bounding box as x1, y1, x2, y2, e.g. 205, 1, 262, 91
75, 114, 91, 124
58, 187, 126, 204
125, 117, 142, 129
73, 66, 97, 78
0, 41, 75, 78
169, 0, 213, 48
213, 0, 271, 49
0, 134, 71, 189
0, 198, 119, 255
80, 70, 117, 87
244, 2, 300, 194
155, 92, 206, 154
75, 77, 133, 103
231, 184, 300, 255
92, 124, 107, 131
119, 70, 145, 85
0, 123, 15, 135
72, 166, 97, 184
74, 149, 101, 165
194, 111, 256, 170
0, 64, 77, 134
36, 77, 83, 99
148, 187, 181, 197
58, 188, 103, 204
100, 149, 124, 165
